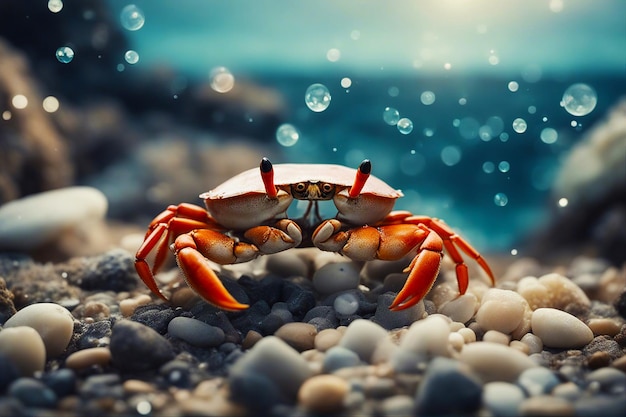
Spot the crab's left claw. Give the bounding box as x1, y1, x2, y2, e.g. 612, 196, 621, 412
389, 225, 443, 311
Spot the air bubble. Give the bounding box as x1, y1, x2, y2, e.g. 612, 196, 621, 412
508, 81, 519, 92
124, 50, 139, 64
397, 118, 413, 134
341, 77, 352, 88
494, 193, 508, 206
383, 107, 400, 125
276, 124, 300, 147
305, 83, 331, 112
326, 48, 341, 62
482, 161, 495, 174
558, 198, 568, 207
42, 96, 60, 113
540, 127, 558, 144
55, 46, 74, 63
48, 0, 63, 13
512, 118, 527, 133
420, 91, 436, 105
561, 83, 597, 116
11, 95, 28, 109
210, 67, 235, 93
498, 161, 510, 173
388, 86, 399, 97
120, 4, 145, 31
441, 146, 461, 166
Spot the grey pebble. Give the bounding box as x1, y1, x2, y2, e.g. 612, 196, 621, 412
372, 292, 424, 330
168, 317, 225, 347
574, 393, 626, 417
109, 319, 175, 372
322, 346, 362, 373
586, 367, 626, 394
483, 381, 526, 417
8, 377, 57, 408
516, 367, 560, 396
339, 319, 388, 363
79, 373, 123, 399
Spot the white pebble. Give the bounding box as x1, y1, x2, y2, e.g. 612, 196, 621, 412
312, 262, 361, 294
483, 381, 526, 417
0, 326, 46, 376
4, 302, 74, 357
0, 186, 107, 250
475, 289, 530, 336
448, 332, 465, 352
459, 342, 538, 382
339, 319, 388, 362
531, 308, 593, 348
518, 273, 590, 310
398, 315, 452, 358
457, 327, 477, 344
520, 333, 543, 354
438, 293, 477, 323
483, 330, 511, 345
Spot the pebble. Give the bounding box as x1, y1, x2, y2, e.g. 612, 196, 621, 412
0, 353, 20, 391
586, 367, 626, 394
517, 367, 560, 396
8, 377, 57, 408
40, 368, 76, 397
414, 357, 483, 415
531, 308, 593, 348
167, 317, 225, 348
551, 381, 582, 401
0, 186, 107, 250
518, 273, 590, 311
611, 355, 626, 372
373, 293, 424, 330
438, 293, 478, 324
65, 347, 112, 370
298, 374, 350, 414
520, 333, 543, 354
482, 381, 526, 417
519, 395, 574, 416
459, 342, 538, 382
109, 319, 175, 372
312, 261, 361, 294
228, 336, 312, 404
475, 288, 530, 336
4, 302, 74, 357
322, 346, 362, 373
457, 327, 477, 344
333, 291, 360, 315
119, 294, 152, 317
483, 330, 511, 345
574, 393, 626, 417
338, 319, 388, 363
274, 322, 317, 352
265, 250, 309, 278
380, 395, 415, 417
398, 315, 451, 358
0, 326, 46, 376
587, 318, 622, 336
314, 328, 343, 352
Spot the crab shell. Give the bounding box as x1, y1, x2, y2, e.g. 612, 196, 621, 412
200, 163, 404, 230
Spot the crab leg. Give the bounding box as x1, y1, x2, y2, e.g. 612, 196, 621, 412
260, 157, 278, 199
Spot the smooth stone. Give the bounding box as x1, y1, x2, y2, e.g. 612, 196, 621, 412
65, 347, 111, 370
4, 302, 74, 357
483, 381, 526, 417
398, 315, 451, 358
322, 346, 362, 373
274, 322, 317, 352
518, 273, 590, 311
438, 293, 478, 324
8, 377, 57, 408
0, 353, 20, 391
457, 327, 477, 344
531, 308, 593, 348
520, 333, 543, 354
228, 336, 312, 402
483, 330, 511, 345
0, 186, 107, 250
414, 357, 483, 415
459, 342, 538, 382
119, 294, 152, 317
380, 395, 415, 417
167, 317, 225, 348
109, 319, 175, 372
519, 395, 574, 416
517, 367, 560, 396
0, 327, 46, 376
40, 368, 76, 397
586, 367, 626, 394
314, 328, 343, 352
338, 319, 388, 363
552, 382, 583, 401
475, 289, 530, 335
587, 318, 621, 337
573, 393, 626, 417
333, 292, 360, 315
298, 374, 350, 414
312, 261, 361, 294
373, 293, 424, 330
611, 355, 626, 372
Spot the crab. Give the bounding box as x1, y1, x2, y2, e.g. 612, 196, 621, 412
135, 158, 495, 311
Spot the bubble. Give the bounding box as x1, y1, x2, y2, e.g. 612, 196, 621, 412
383, 107, 400, 126
42, 96, 59, 113
488, 53, 499, 65
508, 81, 519, 92
423, 128, 434, 137
388, 86, 399, 97
124, 50, 139, 64
561, 83, 597, 116
333, 292, 359, 315
420, 91, 436, 105
441, 146, 461, 166
120, 5, 145, 31
305, 83, 331, 112
444, 63, 452, 70
55, 46, 74, 63
136, 400, 152, 415
511, 248, 518, 256
558, 197, 568, 207
528, 106, 537, 114
340, 77, 352, 88
494, 192, 508, 206
482, 161, 495, 174
479, 125, 493, 142
498, 161, 510, 173
276, 123, 300, 147
1, 111, 11, 120
458, 97, 467, 105
326, 48, 341, 62
48, 0, 63, 13
11, 94, 28, 109
397, 118, 413, 134
210, 67, 235, 93
540, 127, 558, 144
512, 117, 527, 133
458, 117, 480, 139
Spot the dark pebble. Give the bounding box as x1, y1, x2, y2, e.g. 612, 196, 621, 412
574, 394, 626, 417
159, 359, 196, 388
589, 300, 618, 319
304, 306, 338, 326
109, 319, 175, 373
8, 377, 57, 408
230, 300, 271, 335
190, 309, 241, 344
80, 374, 123, 399
79, 249, 138, 292
229, 372, 285, 412
415, 357, 483, 415
40, 368, 76, 397
131, 304, 177, 334
614, 289, 626, 319
0, 353, 20, 392
238, 274, 284, 305
372, 292, 424, 330
308, 317, 337, 331
282, 281, 316, 319
76, 320, 112, 349
322, 290, 377, 316
259, 312, 287, 335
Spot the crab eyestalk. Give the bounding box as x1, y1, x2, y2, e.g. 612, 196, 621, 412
260, 157, 278, 199
348, 159, 371, 198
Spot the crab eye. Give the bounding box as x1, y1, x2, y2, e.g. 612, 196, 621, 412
322, 183, 333, 193
295, 183, 306, 192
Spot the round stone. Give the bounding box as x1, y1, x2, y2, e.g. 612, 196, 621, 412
0, 327, 46, 376
399, 315, 451, 358
517, 367, 560, 396
531, 308, 593, 348
4, 302, 74, 357
339, 319, 388, 363
274, 322, 317, 352
475, 289, 529, 335
322, 346, 362, 373
459, 342, 538, 382
65, 347, 112, 370
312, 262, 361, 294
298, 374, 350, 414
314, 328, 343, 352
519, 395, 574, 416
8, 377, 57, 408
109, 320, 175, 372
438, 293, 478, 324
587, 318, 621, 337
482, 381, 526, 417
167, 317, 225, 348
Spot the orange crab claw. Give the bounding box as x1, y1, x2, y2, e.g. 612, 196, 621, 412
260, 157, 278, 199
348, 159, 371, 198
